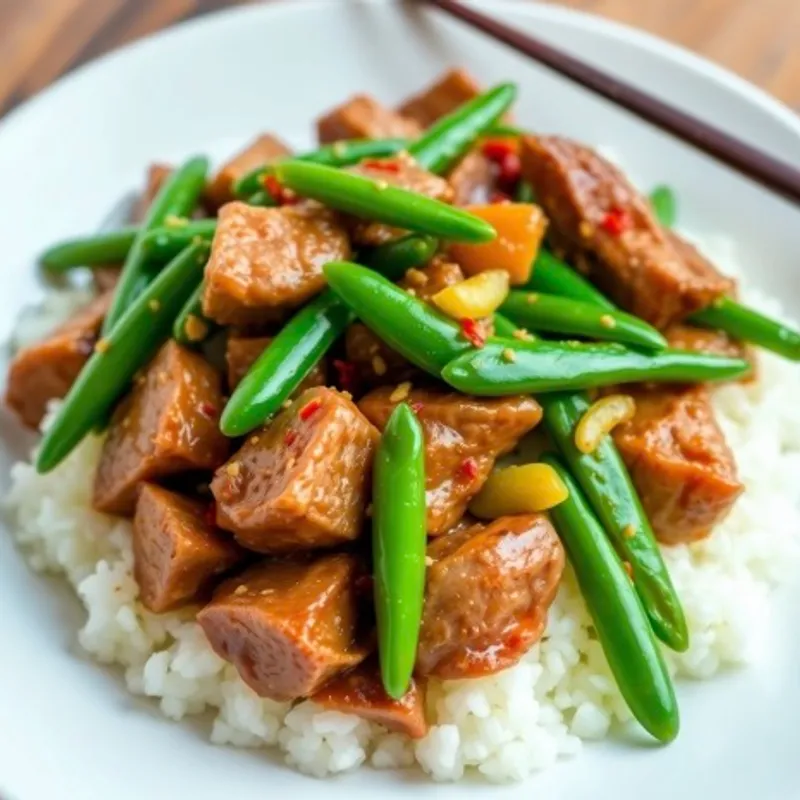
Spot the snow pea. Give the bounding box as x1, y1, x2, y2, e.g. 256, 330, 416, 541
525, 249, 616, 310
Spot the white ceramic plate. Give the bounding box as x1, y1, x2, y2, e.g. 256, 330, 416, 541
1, 2, 799, 798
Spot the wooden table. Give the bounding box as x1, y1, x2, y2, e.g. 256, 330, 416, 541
2, 0, 799, 117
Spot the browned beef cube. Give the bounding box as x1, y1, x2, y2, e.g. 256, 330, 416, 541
519, 136, 733, 328
204, 134, 292, 211
311, 661, 428, 739
93, 341, 229, 516
197, 554, 369, 701
398, 68, 483, 127
612, 386, 743, 545
131, 163, 172, 223
5, 292, 111, 429
225, 334, 327, 393
346, 152, 453, 246
317, 94, 421, 144
202, 202, 351, 326
418, 515, 564, 678
359, 388, 542, 535
344, 260, 465, 387
211, 387, 379, 553
133, 483, 244, 613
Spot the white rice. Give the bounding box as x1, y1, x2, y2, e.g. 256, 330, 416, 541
5, 232, 800, 783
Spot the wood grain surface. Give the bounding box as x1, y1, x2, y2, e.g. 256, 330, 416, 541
1, 0, 798, 118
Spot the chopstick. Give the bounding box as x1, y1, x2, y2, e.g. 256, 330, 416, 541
421, 0, 800, 207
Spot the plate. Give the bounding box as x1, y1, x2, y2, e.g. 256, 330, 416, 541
1, 2, 799, 798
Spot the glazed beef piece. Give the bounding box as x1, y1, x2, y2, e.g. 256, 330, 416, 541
359, 388, 542, 535
5, 291, 111, 429
346, 153, 453, 246
198, 554, 369, 701
133, 483, 244, 613
311, 661, 428, 739
317, 94, 421, 144
131, 163, 172, 223
225, 334, 327, 392
211, 387, 379, 553
204, 134, 292, 211
417, 514, 565, 678
519, 136, 733, 328
93, 341, 228, 516
345, 260, 465, 388
612, 385, 743, 545
202, 202, 351, 326
399, 68, 495, 206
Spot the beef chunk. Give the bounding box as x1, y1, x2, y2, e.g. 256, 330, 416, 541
211, 387, 379, 553
418, 515, 564, 678
311, 661, 428, 739
131, 163, 172, 223
317, 94, 421, 144
612, 385, 743, 544
398, 68, 483, 128
344, 260, 465, 388
197, 554, 369, 701
6, 292, 111, 429
359, 388, 541, 534
225, 334, 327, 392
133, 483, 244, 613
202, 202, 351, 325
205, 134, 292, 211
93, 341, 228, 516
519, 136, 733, 328
346, 152, 453, 246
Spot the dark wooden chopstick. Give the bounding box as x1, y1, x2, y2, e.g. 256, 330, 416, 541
422, 0, 800, 206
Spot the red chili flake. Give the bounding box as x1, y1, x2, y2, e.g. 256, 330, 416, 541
203, 501, 217, 528
497, 151, 522, 187
284, 430, 298, 447
504, 630, 524, 651
410, 401, 425, 415
460, 318, 487, 348
600, 207, 632, 236
299, 398, 323, 421
458, 457, 479, 481
199, 402, 217, 419
333, 359, 357, 393
362, 159, 401, 173
263, 174, 299, 205
481, 139, 516, 163
489, 190, 512, 205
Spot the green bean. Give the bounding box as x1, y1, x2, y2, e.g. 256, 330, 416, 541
692, 297, 800, 361
275, 161, 495, 243
360, 234, 439, 282
408, 83, 517, 175
542, 454, 679, 743
103, 156, 208, 334
649, 185, 678, 227
233, 138, 409, 199
36, 242, 210, 474
140, 219, 217, 263
372, 403, 427, 700
441, 339, 751, 396
173, 281, 217, 346
246, 190, 277, 208
40, 227, 138, 272
525, 249, 616, 311
540, 392, 688, 651
483, 123, 524, 137
502, 291, 667, 350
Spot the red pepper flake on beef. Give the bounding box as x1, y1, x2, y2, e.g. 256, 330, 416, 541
410, 401, 425, 415
481, 139, 521, 192
361, 159, 401, 173
299, 398, 323, 421
333, 359, 357, 393
460, 318, 487, 348
482, 140, 516, 162
199, 402, 218, 419
600, 207, 632, 236
263, 174, 298, 206
284, 430, 298, 447
458, 457, 480, 482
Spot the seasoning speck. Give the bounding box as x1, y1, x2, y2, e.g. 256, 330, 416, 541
249, 436, 260, 445
623, 561, 634, 579
333, 142, 347, 157
600, 314, 617, 329
405, 268, 429, 287
233, 585, 248, 596
94, 338, 111, 354
502, 348, 516, 363
623, 524, 636, 539
526, 293, 539, 305
425, 556, 434, 567
375, 180, 389, 191
372, 355, 387, 376
165, 214, 188, 229
185, 315, 209, 342
406, 287, 417, 297
390, 381, 412, 403
579, 221, 594, 239
226, 462, 241, 478
512, 327, 532, 341
148, 299, 161, 313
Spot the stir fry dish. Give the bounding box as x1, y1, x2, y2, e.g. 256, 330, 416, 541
9, 68, 800, 750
